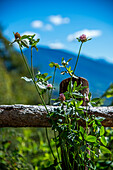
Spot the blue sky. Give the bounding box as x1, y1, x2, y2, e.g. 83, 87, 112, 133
1, 0, 113, 63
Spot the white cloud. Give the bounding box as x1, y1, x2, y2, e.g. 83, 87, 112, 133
44, 24, 53, 31
67, 29, 102, 42
31, 20, 43, 28
31, 20, 53, 31
49, 15, 70, 25
48, 42, 64, 49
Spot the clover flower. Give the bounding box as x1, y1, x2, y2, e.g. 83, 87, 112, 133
77, 34, 91, 43
79, 34, 87, 42
59, 93, 65, 102
54, 63, 59, 67
49, 62, 60, 69
14, 32, 21, 39
47, 84, 53, 89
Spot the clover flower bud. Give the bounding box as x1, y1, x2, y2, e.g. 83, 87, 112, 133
59, 93, 65, 102
47, 84, 53, 89
55, 63, 58, 66
14, 32, 21, 39
79, 34, 87, 42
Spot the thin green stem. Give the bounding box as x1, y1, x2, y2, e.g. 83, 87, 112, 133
62, 145, 71, 170
49, 67, 56, 105
31, 47, 35, 78
54, 130, 60, 162
52, 67, 56, 87
86, 104, 88, 134
47, 90, 50, 105
20, 47, 48, 113
19, 47, 56, 160
73, 42, 83, 74
46, 127, 56, 160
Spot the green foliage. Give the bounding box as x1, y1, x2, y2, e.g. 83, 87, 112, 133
0, 128, 56, 169
48, 82, 113, 169
0, 30, 113, 170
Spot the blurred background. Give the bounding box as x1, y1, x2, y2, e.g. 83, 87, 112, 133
1, 0, 113, 104
0, 0, 113, 169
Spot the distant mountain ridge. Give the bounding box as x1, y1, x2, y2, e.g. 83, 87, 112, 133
24, 46, 113, 98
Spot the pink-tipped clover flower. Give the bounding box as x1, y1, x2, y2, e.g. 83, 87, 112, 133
47, 84, 53, 89
59, 93, 65, 102
79, 34, 87, 42
77, 34, 92, 43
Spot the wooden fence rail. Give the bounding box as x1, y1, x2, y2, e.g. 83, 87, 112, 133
0, 105, 113, 127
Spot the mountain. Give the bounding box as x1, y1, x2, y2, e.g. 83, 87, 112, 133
24, 46, 113, 98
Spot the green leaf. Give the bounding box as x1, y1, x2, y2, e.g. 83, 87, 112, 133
31, 34, 36, 38
35, 46, 38, 51
20, 35, 31, 40
21, 77, 32, 82
36, 82, 46, 89
91, 98, 101, 102
87, 38, 92, 41
36, 38, 40, 42
43, 73, 48, 77
100, 136, 107, 146
31, 41, 39, 47
49, 62, 54, 68
100, 126, 105, 136
45, 76, 52, 81
91, 97, 104, 106
72, 81, 77, 91
67, 58, 72, 62
80, 126, 84, 134
86, 135, 96, 143
61, 71, 66, 75
62, 57, 64, 61
21, 40, 29, 48
95, 119, 102, 126
76, 100, 83, 107
100, 146, 111, 154
67, 80, 72, 93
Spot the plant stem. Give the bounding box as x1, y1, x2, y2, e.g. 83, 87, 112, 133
46, 127, 56, 160
31, 47, 35, 78
54, 130, 60, 162
73, 42, 83, 74
20, 47, 48, 112
48, 67, 56, 105
20, 47, 56, 160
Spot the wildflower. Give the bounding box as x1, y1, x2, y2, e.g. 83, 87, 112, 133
49, 62, 60, 69
14, 32, 21, 39
54, 63, 59, 68
79, 34, 87, 42
47, 84, 53, 89
59, 93, 65, 102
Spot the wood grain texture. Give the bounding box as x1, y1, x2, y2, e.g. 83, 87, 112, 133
0, 105, 113, 127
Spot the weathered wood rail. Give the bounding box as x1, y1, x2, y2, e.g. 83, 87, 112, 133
0, 105, 113, 127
